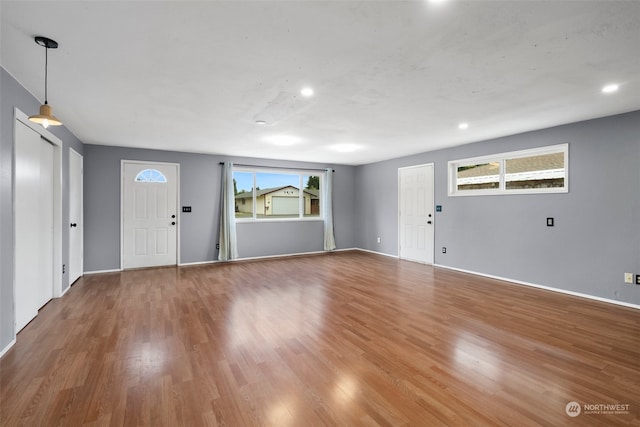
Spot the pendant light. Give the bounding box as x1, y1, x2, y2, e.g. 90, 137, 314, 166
28, 36, 62, 128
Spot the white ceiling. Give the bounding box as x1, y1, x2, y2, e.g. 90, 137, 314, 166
2, 1, 639, 166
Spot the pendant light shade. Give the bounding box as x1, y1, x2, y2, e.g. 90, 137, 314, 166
28, 36, 62, 128
28, 104, 62, 128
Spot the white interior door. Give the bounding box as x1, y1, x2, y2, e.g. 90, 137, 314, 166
69, 148, 83, 285
122, 162, 178, 269
15, 121, 54, 331
399, 164, 434, 264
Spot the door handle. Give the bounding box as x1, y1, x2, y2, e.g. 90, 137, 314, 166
70, 223, 77, 227
171, 214, 176, 218
171, 221, 176, 226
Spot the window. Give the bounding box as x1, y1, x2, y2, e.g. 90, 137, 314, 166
449, 144, 568, 196
505, 152, 565, 190
134, 169, 167, 183
456, 162, 500, 191
233, 168, 323, 220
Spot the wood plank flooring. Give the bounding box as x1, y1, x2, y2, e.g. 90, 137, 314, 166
1, 251, 639, 426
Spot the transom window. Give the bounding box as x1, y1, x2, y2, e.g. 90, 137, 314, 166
448, 144, 568, 196
233, 168, 322, 220
135, 169, 167, 183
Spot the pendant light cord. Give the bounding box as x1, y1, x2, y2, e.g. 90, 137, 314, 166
29, 36, 61, 127
44, 45, 48, 105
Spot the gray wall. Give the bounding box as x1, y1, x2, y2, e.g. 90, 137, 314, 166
2, 64, 638, 356
83, 145, 356, 271
1, 67, 85, 352
356, 111, 640, 305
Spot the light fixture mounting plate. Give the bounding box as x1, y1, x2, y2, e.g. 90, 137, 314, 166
34, 36, 58, 49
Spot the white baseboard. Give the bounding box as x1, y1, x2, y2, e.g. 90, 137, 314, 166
354, 248, 399, 259
83, 268, 121, 275
179, 260, 218, 266
87, 248, 364, 270
234, 249, 328, 262
181, 248, 363, 266
59, 284, 71, 297
435, 263, 640, 310
0, 338, 16, 359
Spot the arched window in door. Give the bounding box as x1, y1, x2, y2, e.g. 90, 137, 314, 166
134, 168, 167, 183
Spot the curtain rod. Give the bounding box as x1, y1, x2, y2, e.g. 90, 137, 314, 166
220, 162, 334, 172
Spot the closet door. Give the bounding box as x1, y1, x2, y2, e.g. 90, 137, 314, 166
15, 121, 54, 332
69, 148, 83, 285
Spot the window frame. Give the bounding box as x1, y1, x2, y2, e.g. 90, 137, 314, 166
233, 167, 324, 222
448, 143, 569, 196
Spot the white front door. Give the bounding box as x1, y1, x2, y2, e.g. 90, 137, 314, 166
69, 148, 83, 285
15, 121, 54, 331
122, 161, 178, 269
399, 164, 434, 264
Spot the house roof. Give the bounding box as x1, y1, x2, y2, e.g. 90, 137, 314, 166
458, 152, 564, 178
235, 186, 319, 199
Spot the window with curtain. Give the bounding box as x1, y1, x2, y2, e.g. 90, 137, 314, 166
232, 168, 323, 221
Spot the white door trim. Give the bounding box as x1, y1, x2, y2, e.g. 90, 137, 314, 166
13, 108, 64, 318
69, 147, 83, 286
398, 163, 435, 264
120, 160, 181, 270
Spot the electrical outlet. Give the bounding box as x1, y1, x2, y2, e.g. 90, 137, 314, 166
442, 247, 447, 254
636, 274, 640, 285
625, 273, 633, 283
377, 237, 381, 244
216, 243, 220, 250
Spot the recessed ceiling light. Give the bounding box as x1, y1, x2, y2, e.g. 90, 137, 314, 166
255, 120, 267, 125
601, 83, 619, 94
458, 122, 469, 130
300, 87, 314, 97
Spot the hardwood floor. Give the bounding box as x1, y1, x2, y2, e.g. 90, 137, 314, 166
1, 251, 639, 426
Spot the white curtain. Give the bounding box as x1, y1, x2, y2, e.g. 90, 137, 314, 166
323, 168, 336, 251
218, 161, 238, 261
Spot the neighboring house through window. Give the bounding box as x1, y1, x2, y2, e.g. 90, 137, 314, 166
233, 169, 322, 220
448, 143, 568, 196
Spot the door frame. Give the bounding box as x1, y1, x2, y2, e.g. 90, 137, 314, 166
69, 147, 83, 286
13, 108, 64, 309
397, 163, 435, 264
120, 160, 181, 270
